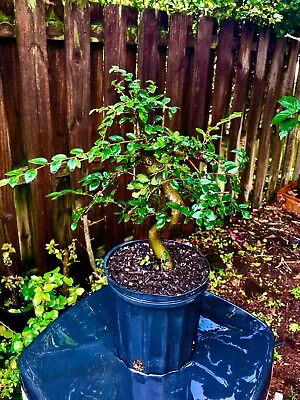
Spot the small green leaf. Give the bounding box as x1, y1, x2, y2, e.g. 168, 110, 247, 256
205, 209, 217, 221
50, 160, 62, 174
63, 277, 73, 286
43, 283, 55, 293
272, 109, 296, 124
279, 118, 298, 135
76, 287, 84, 296
35, 304, 44, 317
156, 218, 165, 229
170, 180, 179, 190
278, 96, 299, 110
13, 340, 24, 352
218, 175, 227, 183
25, 169, 38, 183
109, 135, 124, 142
136, 174, 149, 183
29, 157, 48, 165
70, 148, 84, 155
126, 132, 136, 139
51, 154, 67, 162
67, 158, 77, 172
241, 210, 250, 219
166, 201, 181, 210
8, 176, 19, 188
33, 292, 44, 307
0, 178, 9, 187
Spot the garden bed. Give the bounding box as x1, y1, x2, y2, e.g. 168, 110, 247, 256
185, 204, 300, 398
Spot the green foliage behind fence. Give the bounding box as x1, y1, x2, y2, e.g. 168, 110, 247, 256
91, 0, 300, 37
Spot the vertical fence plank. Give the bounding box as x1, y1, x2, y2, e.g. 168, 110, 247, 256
239, 28, 271, 203
188, 17, 214, 135
89, 4, 106, 250
125, 7, 138, 240
90, 3, 104, 146
280, 41, 300, 186
48, 4, 73, 249
293, 76, 300, 181
64, 0, 91, 266
267, 40, 300, 196
165, 13, 192, 131
15, 0, 54, 273
0, 32, 35, 270
211, 19, 236, 148
65, 0, 91, 155
104, 4, 128, 249
138, 9, 159, 85
227, 22, 255, 160
156, 11, 168, 96
0, 77, 20, 273
0, 0, 21, 268
134, 9, 160, 240
253, 37, 286, 207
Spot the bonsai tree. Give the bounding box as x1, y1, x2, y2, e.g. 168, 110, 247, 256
0, 67, 249, 273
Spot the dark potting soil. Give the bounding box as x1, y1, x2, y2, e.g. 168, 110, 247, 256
107, 241, 209, 296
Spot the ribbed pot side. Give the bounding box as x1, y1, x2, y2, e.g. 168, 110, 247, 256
103, 240, 210, 375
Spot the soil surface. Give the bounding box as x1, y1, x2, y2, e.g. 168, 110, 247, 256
183, 204, 300, 399
107, 241, 209, 295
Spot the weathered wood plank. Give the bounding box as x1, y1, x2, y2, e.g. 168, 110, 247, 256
48, 38, 73, 248
124, 7, 138, 240
211, 19, 236, 150
239, 28, 271, 203
65, 0, 91, 154
15, 0, 54, 272
134, 9, 160, 240
156, 11, 168, 96
103, 4, 128, 249
90, 3, 104, 145
0, 37, 35, 270
165, 13, 192, 132
188, 17, 214, 134
138, 9, 159, 85
293, 75, 300, 181
280, 41, 300, 186
0, 75, 20, 272
227, 22, 255, 160
253, 37, 286, 208
267, 40, 300, 196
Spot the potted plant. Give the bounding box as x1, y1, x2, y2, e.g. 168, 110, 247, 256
0, 244, 33, 332
272, 96, 300, 215
0, 67, 249, 374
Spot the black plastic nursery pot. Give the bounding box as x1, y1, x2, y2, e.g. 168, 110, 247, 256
0, 306, 34, 332
103, 240, 210, 375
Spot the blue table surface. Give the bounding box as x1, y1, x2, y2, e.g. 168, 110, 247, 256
19, 286, 274, 400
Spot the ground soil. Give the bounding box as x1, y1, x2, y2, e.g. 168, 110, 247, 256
184, 204, 300, 399
107, 241, 209, 295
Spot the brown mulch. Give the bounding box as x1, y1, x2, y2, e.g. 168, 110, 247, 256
186, 204, 300, 399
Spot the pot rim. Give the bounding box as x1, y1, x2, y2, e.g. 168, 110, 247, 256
103, 239, 210, 306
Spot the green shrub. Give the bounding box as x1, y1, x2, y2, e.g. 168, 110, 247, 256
90, 0, 300, 37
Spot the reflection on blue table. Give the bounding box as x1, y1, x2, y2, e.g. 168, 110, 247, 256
19, 286, 273, 400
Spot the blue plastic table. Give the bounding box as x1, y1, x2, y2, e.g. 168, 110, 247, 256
19, 286, 274, 400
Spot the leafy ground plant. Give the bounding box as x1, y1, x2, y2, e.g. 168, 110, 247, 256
0, 67, 249, 273
272, 96, 300, 139
0, 243, 84, 400
0, 244, 30, 313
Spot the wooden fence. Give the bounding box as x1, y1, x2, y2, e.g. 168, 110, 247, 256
0, 0, 299, 273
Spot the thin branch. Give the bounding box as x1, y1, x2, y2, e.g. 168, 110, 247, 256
82, 215, 97, 273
